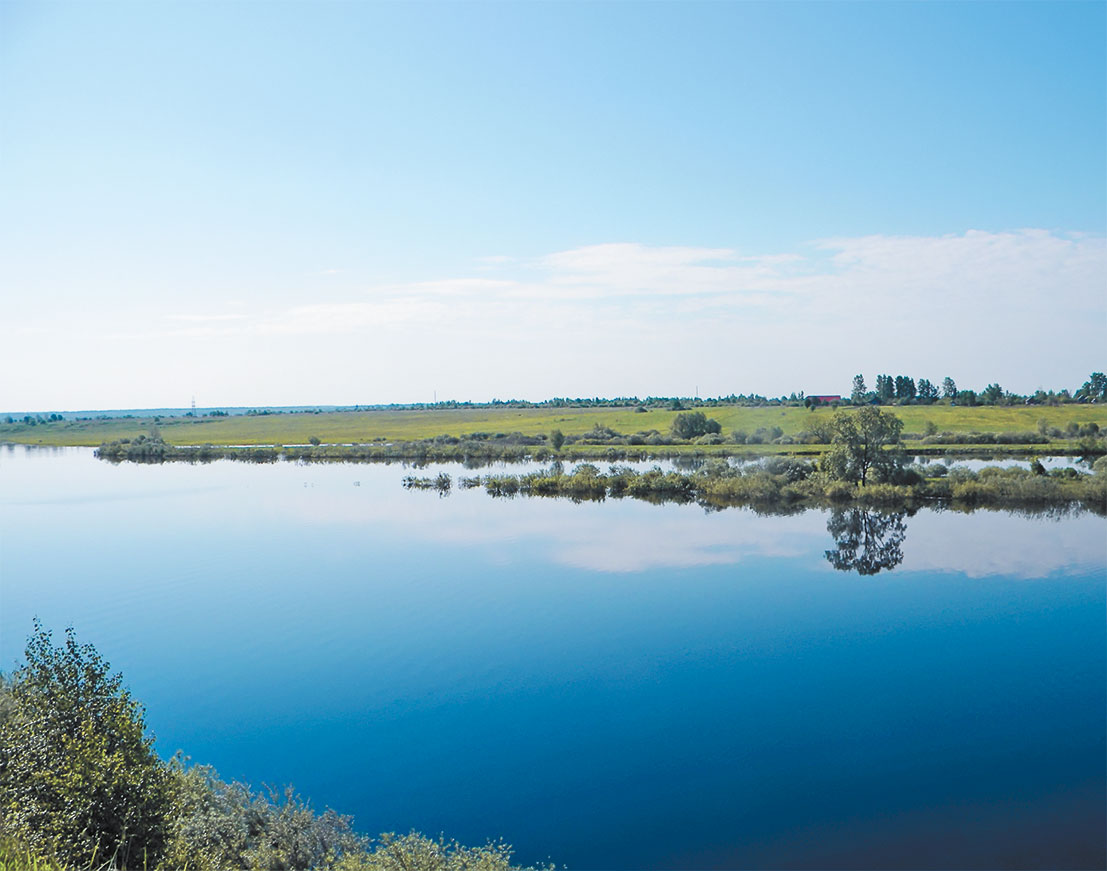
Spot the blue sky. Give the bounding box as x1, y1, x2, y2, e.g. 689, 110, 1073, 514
1, 1, 1104, 409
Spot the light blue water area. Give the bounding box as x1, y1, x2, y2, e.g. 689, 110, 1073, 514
1, 446, 1104, 869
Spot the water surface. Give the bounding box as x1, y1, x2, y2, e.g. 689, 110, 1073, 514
1, 446, 1103, 869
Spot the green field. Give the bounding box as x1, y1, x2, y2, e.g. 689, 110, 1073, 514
2, 403, 1105, 448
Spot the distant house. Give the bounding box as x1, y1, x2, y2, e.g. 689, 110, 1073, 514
809, 395, 841, 404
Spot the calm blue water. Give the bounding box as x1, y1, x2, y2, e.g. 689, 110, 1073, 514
1, 446, 1104, 869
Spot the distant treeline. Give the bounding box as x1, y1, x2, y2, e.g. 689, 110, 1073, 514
7, 372, 1106, 423
843, 370, 1106, 408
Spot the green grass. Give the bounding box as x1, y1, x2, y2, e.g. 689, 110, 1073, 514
0, 836, 98, 871
2, 403, 1105, 448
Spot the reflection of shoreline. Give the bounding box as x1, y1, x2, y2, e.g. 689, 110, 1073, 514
825, 509, 907, 575
7, 448, 1103, 579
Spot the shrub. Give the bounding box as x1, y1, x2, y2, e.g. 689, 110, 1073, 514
581, 423, 620, 443
760, 457, 815, 483
823, 481, 857, 502
0, 623, 174, 868
670, 412, 721, 440
335, 832, 548, 871
166, 763, 363, 871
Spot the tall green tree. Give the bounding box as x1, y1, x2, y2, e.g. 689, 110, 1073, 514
821, 406, 904, 486
875, 375, 895, 403
894, 376, 916, 401
0, 623, 173, 867
917, 378, 938, 403
942, 377, 957, 400
981, 383, 1005, 405
1075, 372, 1107, 403
850, 374, 866, 404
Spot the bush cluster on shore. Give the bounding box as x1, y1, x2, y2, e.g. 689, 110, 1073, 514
0, 625, 549, 871
94, 425, 1107, 467
405, 456, 1107, 515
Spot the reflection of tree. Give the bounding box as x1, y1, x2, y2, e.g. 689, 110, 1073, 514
824, 509, 907, 575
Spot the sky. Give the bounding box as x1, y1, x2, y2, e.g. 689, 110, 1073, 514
0, 0, 1104, 411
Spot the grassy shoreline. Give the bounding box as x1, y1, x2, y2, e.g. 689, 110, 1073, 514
87, 438, 1101, 466
3, 404, 1105, 448
404, 459, 1107, 516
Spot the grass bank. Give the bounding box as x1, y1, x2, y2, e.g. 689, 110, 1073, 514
3, 404, 1106, 448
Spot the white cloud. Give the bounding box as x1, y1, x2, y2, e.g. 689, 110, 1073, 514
166, 314, 249, 322
151, 230, 1107, 340
535, 243, 785, 298
4, 229, 1102, 408
252, 299, 450, 335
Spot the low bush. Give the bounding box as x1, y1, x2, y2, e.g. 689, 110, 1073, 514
0, 628, 552, 871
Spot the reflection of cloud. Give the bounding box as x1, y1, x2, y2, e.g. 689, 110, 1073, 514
267, 463, 1107, 578
436, 501, 821, 573
262, 464, 827, 573
901, 510, 1107, 579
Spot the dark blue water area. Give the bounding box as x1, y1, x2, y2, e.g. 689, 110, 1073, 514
1, 447, 1104, 869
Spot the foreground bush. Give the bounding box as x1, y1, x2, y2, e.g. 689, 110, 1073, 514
0, 629, 549, 871
0, 623, 173, 868
335, 833, 541, 871
163, 764, 363, 870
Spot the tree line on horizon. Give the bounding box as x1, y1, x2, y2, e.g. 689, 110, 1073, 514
835, 371, 1107, 409
3, 373, 1104, 424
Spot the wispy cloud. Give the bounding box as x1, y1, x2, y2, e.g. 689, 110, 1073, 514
155, 229, 1105, 341
166, 313, 249, 322
63, 229, 1102, 404
253, 299, 449, 335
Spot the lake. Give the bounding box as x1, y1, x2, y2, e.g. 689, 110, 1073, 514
1, 446, 1104, 869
